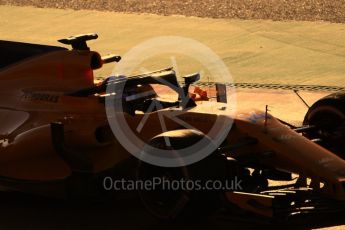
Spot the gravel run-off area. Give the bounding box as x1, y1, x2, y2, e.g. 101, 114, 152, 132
1, 0, 345, 23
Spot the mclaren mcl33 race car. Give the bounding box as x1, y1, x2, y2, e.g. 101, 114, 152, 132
0, 33, 345, 221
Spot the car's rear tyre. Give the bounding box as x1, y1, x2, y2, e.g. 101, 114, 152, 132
303, 92, 345, 159
136, 129, 229, 221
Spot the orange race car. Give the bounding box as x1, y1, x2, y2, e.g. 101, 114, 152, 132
0, 33, 344, 221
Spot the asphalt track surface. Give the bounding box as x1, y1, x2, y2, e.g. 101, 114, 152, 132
0, 5, 345, 230
0, 5, 344, 86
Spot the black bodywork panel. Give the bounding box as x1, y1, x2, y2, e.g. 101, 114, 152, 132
0, 40, 67, 69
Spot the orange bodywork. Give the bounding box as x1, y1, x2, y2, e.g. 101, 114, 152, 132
0, 39, 344, 204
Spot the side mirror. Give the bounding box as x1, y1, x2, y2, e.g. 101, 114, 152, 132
180, 73, 200, 109
183, 73, 200, 85
216, 83, 227, 103
182, 73, 200, 96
